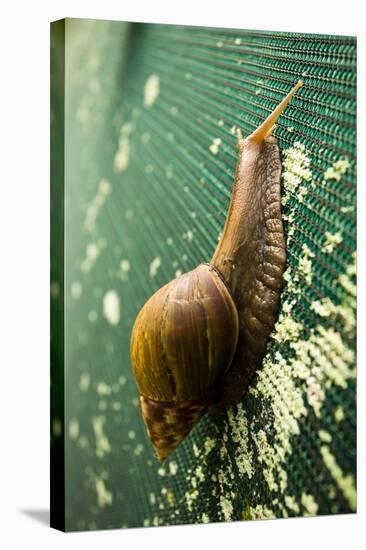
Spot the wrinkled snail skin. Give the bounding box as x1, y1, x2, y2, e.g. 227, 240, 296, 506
130, 81, 303, 460
211, 79, 303, 407
211, 136, 286, 407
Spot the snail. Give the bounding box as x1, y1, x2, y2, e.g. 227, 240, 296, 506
130, 80, 303, 460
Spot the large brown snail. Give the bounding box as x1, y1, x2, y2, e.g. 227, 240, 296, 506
130, 81, 303, 460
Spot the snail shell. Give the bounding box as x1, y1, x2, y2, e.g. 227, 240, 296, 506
130, 264, 239, 460
130, 81, 303, 460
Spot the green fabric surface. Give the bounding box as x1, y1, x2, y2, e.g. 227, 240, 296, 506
50, 19, 356, 531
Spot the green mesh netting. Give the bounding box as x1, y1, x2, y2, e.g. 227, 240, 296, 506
50, 19, 356, 531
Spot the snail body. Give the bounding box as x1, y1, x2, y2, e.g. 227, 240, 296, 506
130, 81, 303, 460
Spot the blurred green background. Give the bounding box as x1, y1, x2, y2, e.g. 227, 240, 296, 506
51, 19, 356, 531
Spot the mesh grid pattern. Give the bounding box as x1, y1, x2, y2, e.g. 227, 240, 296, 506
50, 19, 356, 530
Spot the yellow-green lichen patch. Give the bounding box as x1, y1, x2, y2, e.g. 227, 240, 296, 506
192, 443, 200, 457
149, 256, 161, 278
285, 495, 300, 514
281, 142, 312, 205
271, 313, 302, 343
230, 125, 238, 136
92, 416, 111, 458
183, 435, 217, 512
114, 122, 133, 173
220, 496, 234, 521
79, 372, 90, 392
324, 158, 350, 182
338, 252, 356, 299
162, 487, 175, 507
254, 353, 307, 492
301, 493, 319, 516
117, 259, 130, 281
227, 404, 254, 478
96, 382, 112, 396
182, 230, 193, 242
209, 420, 241, 523
209, 137, 222, 155
201, 512, 210, 523
322, 231, 343, 254
335, 406, 345, 423
69, 418, 79, 440
204, 437, 216, 455
71, 281, 83, 299
310, 296, 355, 338
195, 465, 204, 482
314, 326, 355, 389
168, 461, 178, 475
185, 488, 199, 511
80, 241, 102, 273
143, 74, 160, 108
78, 435, 89, 450
298, 244, 315, 285
133, 444, 144, 456
341, 205, 354, 213
102, 290, 120, 325
289, 323, 355, 416
245, 198, 356, 513
282, 266, 301, 295
95, 475, 113, 508
320, 445, 356, 510
318, 430, 332, 443
310, 297, 336, 318
328, 485, 337, 500
247, 505, 276, 520
84, 178, 111, 233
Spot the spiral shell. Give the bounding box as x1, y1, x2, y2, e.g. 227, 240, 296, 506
130, 263, 239, 460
